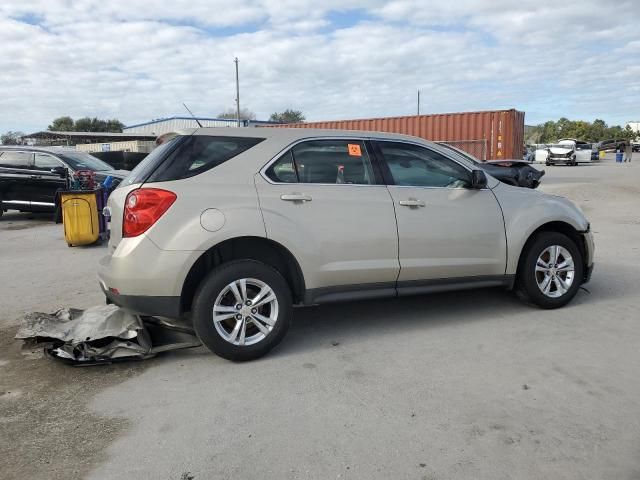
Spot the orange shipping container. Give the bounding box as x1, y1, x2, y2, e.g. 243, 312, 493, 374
265, 109, 525, 160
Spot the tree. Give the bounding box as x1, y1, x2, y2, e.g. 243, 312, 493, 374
217, 108, 256, 120
1, 131, 25, 145
105, 119, 124, 132
48, 116, 74, 131
269, 109, 306, 124
536, 118, 637, 143
71, 117, 123, 132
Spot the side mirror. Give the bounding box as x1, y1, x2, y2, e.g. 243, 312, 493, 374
471, 169, 487, 189
51, 166, 68, 178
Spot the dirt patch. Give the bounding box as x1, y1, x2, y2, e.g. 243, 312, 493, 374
0, 326, 148, 480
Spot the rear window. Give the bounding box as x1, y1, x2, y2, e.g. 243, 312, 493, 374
146, 135, 264, 183
121, 135, 264, 186
121, 136, 183, 186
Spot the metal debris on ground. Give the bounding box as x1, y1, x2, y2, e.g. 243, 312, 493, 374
15, 305, 201, 366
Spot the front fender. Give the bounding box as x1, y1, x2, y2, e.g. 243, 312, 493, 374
492, 184, 589, 274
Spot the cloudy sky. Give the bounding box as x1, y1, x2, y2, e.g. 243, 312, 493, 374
1, 0, 638, 133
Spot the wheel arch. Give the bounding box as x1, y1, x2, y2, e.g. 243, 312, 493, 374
515, 221, 587, 278
180, 236, 306, 314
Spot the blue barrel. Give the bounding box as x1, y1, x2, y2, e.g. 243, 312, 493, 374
616, 152, 623, 163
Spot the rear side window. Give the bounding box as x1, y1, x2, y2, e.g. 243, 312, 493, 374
293, 140, 374, 185
0, 151, 32, 169
266, 139, 375, 185
265, 151, 298, 183
146, 135, 265, 183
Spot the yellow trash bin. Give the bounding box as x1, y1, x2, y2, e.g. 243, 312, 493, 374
60, 191, 100, 247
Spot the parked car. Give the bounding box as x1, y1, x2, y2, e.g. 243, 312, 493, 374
0, 146, 129, 219
437, 143, 545, 188
556, 139, 597, 164
546, 142, 577, 166
99, 128, 595, 361
534, 145, 549, 163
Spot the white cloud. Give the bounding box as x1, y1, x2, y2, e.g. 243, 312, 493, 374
0, 0, 638, 134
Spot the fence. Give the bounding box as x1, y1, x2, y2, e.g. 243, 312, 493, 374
435, 139, 487, 161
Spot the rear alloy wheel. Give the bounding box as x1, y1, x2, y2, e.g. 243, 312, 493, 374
192, 260, 292, 361
516, 232, 583, 309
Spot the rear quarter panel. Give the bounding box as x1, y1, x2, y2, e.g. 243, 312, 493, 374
143, 163, 266, 252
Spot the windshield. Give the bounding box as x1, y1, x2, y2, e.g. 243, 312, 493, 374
550, 144, 573, 149
433, 143, 480, 168
58, 151, 114, 171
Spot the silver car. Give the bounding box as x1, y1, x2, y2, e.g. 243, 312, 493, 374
99, 128, 595, 360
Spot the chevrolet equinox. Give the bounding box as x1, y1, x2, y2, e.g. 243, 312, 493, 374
98, 128, 595, 360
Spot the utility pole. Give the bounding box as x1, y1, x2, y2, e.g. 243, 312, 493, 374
417, 89, 421, 116
234, 57, 241, 127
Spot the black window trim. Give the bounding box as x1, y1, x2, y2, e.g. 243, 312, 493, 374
260, 136, 385, 186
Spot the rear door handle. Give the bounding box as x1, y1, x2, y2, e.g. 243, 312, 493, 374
280, 193, 312, 202
399, 199, 425, 207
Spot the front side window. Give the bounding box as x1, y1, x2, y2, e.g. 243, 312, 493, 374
0, 151, 32, 169
34, 153, 64, 171
377, 142, 471, 188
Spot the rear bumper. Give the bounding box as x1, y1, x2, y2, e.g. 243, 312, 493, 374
101, 284, 181, 318
97, 235, 198, 317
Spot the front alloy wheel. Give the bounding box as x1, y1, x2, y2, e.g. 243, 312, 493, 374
516, 232, 584, 309
535, 246, 575, 298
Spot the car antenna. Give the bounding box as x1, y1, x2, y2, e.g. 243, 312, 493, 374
183, 103, 203, 128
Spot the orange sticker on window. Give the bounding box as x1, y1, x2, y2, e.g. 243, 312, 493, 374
347, 144, 362, 156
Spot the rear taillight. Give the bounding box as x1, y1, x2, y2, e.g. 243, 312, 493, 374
123, 188, 176, 238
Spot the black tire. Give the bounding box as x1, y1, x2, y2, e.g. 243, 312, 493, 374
545, 161, 551, 166
192, 260, 292, 361
515, 232, 584, 309
53, 205, 62, 223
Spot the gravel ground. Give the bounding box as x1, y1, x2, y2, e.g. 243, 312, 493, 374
1, 155, 639, 480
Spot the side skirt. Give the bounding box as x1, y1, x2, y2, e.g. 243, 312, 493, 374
303, 275, 516, 306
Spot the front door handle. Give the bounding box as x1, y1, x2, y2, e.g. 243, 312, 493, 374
30, 175, 41, 179
280, 193, 312, 202
399, 199, 425, 207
